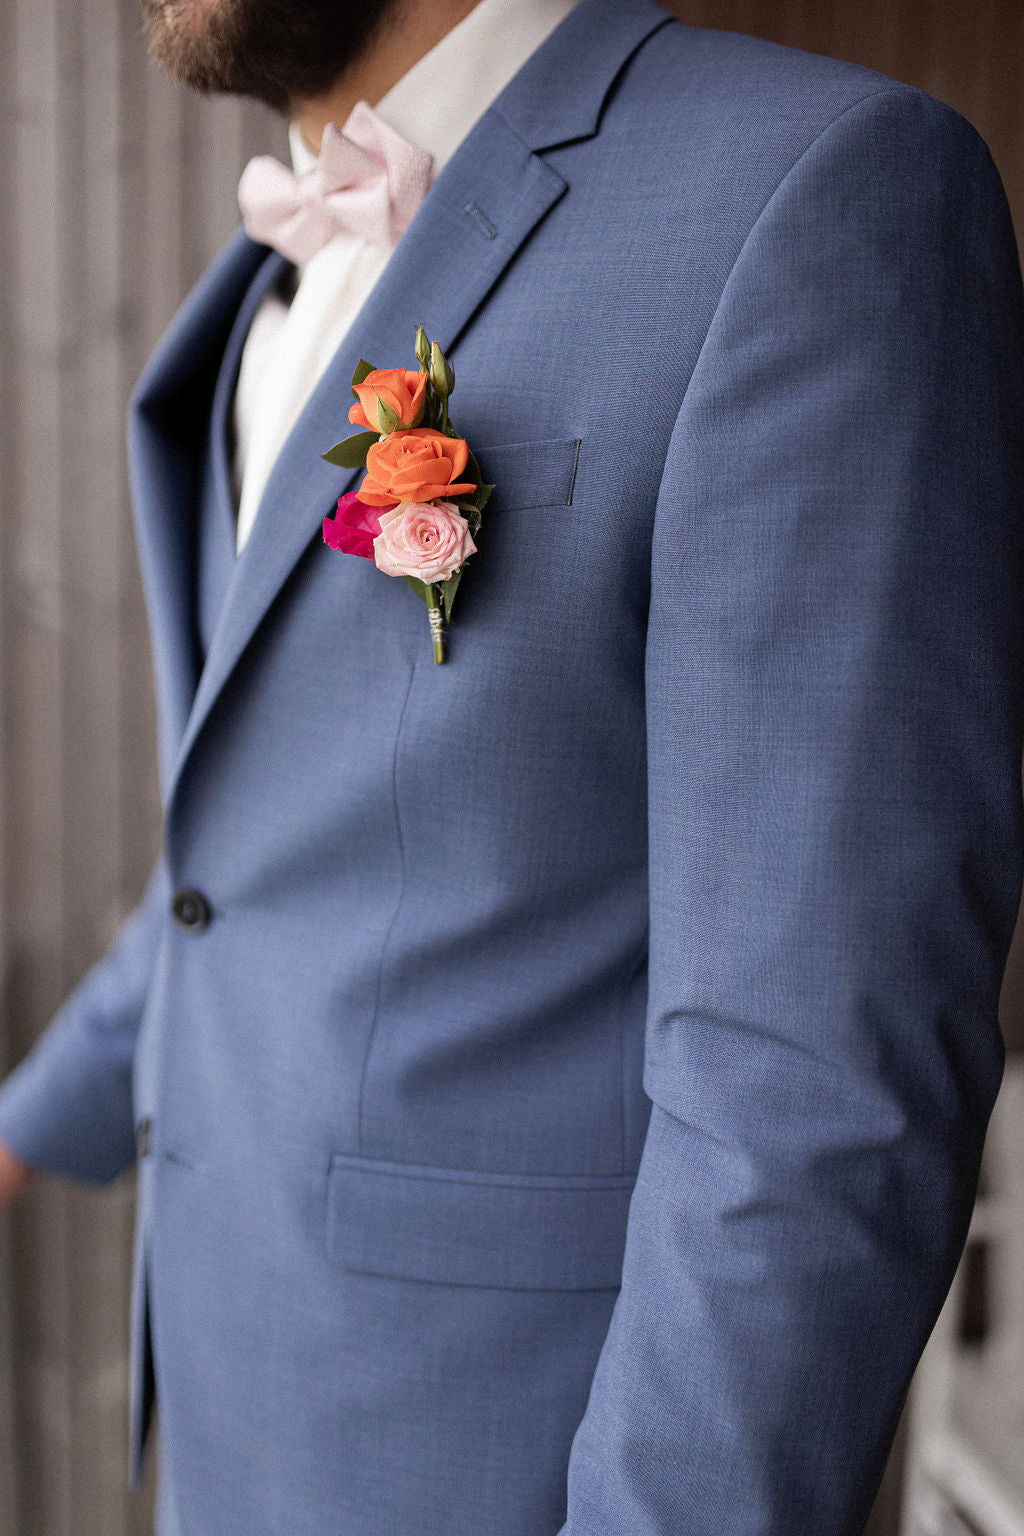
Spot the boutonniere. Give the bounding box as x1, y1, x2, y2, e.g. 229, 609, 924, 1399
321, 326, 493, 663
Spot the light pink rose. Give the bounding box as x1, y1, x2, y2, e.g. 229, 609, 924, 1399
373, 500, 476, 584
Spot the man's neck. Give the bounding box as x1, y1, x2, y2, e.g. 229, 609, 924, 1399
290, 0, 482, 153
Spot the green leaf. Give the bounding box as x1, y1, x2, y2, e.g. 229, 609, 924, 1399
442, 567, 463, 621
350, 359, 377, 390
321, 431, 378, 469
402, 575, 433, 606
453, 485, 491, 527
464, 446, 484, 488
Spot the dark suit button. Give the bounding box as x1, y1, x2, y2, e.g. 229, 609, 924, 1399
172, 889, 211, 932
136, 1117, 152, 1158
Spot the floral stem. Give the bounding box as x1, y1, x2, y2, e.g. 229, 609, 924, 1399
427, 589, 446, 664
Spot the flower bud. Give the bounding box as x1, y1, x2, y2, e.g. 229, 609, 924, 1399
430, 341, 452, 399
414, 325, 431, 370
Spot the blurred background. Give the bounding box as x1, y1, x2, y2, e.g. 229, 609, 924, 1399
0, 0, 1021, 1532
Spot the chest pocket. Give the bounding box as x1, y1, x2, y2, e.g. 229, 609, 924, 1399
476, 438, 581, 512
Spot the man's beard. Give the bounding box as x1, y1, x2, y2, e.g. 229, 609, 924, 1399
141, 0, 403, 112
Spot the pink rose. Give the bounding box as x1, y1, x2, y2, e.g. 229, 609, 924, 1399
322, 491, 396, 560
373, 501, 476, 584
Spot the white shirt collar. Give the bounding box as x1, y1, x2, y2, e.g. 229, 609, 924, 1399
290, 0, 577, 176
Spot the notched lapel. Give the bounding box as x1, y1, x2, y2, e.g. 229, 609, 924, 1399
168, 118, 566, 808
128, 229, 281, 794
167, 0, 673, 811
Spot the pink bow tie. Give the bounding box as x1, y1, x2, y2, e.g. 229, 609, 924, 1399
237, 101, 434, 264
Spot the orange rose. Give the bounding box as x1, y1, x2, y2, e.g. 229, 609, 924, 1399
349, 369, 427, 432
359, 428, 477, 507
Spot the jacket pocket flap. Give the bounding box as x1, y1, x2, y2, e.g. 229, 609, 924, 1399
327, 1155, 632, 1291
475, 438, 581, 512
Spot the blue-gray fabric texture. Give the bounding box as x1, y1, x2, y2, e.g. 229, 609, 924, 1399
2, 1, 1023, 1532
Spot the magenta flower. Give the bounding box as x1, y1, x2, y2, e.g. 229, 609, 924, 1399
322, 491, 396, 560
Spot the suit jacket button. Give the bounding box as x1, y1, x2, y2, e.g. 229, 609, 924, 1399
172, 889, 211, 932
136, 1117, 152, 1158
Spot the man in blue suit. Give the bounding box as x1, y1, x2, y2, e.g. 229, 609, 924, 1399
1, 0, 1023, 1530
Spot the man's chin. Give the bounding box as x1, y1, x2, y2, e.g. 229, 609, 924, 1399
141, 0, 303, 108
141, 0, 251, 98
139, 0, 393, 111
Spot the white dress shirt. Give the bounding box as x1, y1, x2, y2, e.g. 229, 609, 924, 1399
233, 0, 578, 552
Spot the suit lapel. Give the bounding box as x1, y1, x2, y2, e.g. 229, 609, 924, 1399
165, 0, 673, 811
128, 231, 287, 792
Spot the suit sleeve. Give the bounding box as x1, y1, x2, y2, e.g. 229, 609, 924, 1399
561, 88, 1024, 1534
0, 859, 169, 1184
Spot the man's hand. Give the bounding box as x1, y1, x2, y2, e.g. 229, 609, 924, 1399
0, 1138, 33, 1209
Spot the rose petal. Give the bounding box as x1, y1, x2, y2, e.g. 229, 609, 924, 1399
373, 501, 477, 584
322, 491, 394, 560
360, 429, 476, 505
348, 370, 426, 432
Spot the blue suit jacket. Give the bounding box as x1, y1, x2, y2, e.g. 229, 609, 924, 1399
3, 2, 1023, 1531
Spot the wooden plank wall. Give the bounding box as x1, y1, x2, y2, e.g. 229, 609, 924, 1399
0, 2, 1019, 1534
